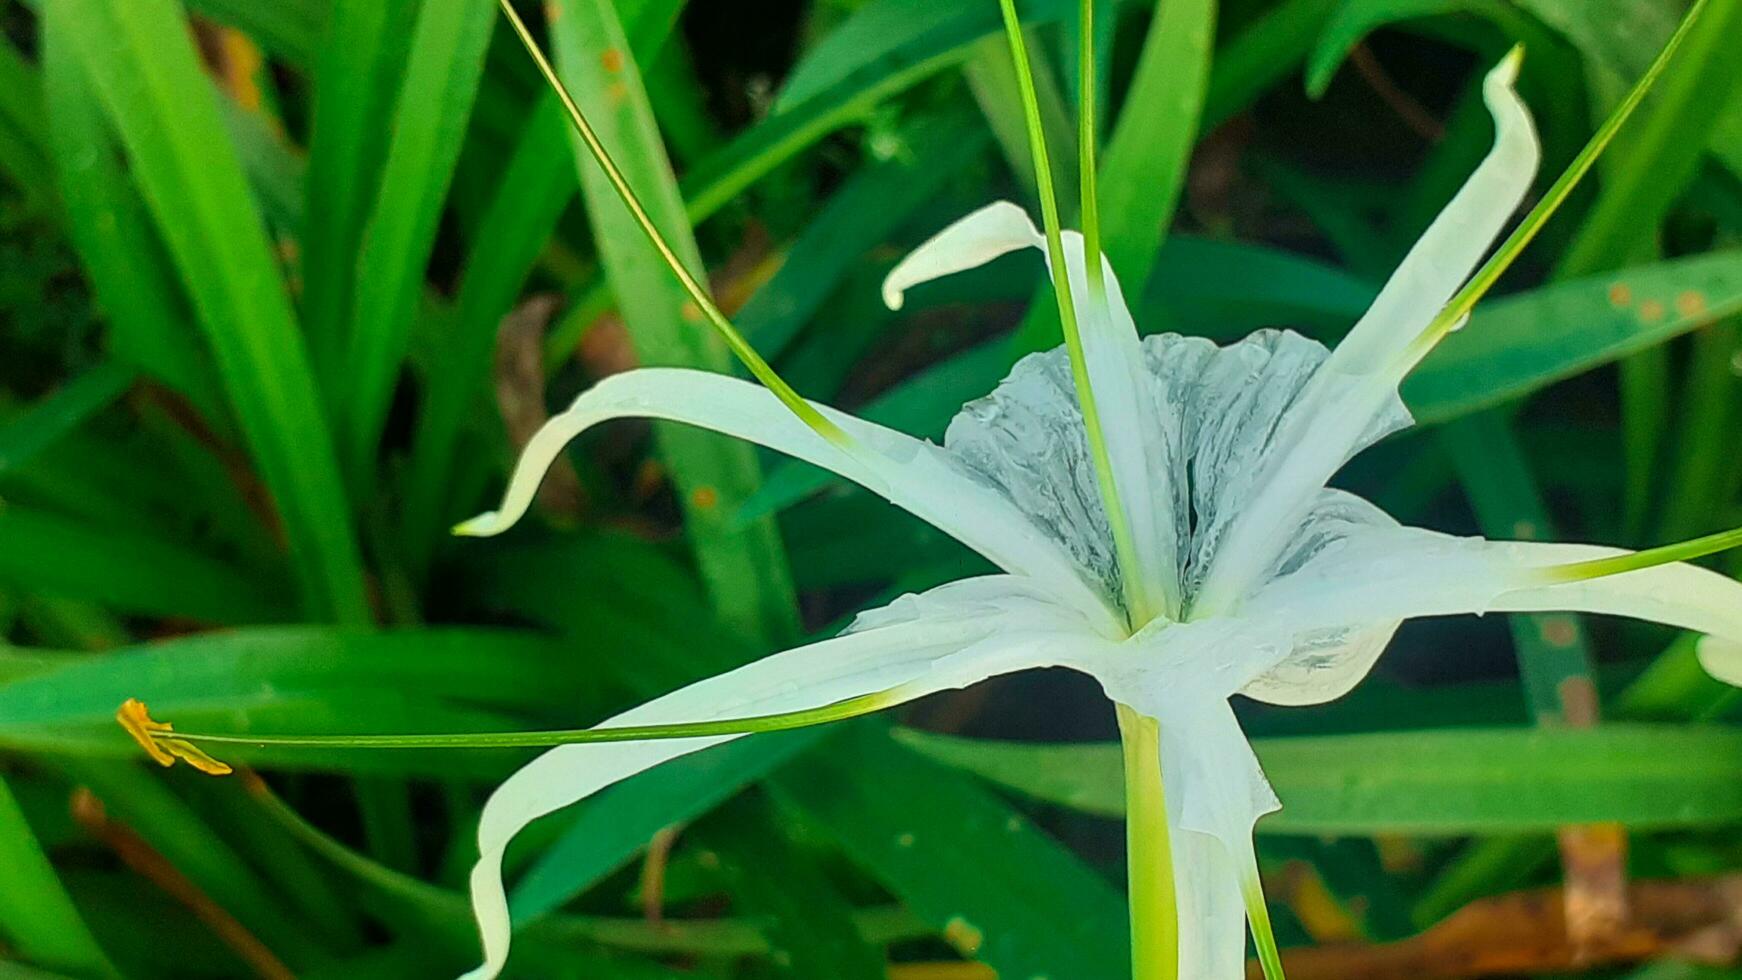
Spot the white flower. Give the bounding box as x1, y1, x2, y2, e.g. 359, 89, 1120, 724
454, 57, 1742, 979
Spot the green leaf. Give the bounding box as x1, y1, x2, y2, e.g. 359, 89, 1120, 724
40, 24, 222, 419
0, 36, 54, 209
0, 363, 135, 476
0, 773, 116, 978
898, 725, 1742, 834
1097, 0, 1216, 286
0, 627, 583, 734
699, 793, 885, 980
301, 0, 419, 386
186, 0, 327, 65
1441, 413, 1598, 726
775, 726, 1131, 978
51, 0, 368, 624
54, 759, 327, 969
1404, 250, 1742, 423
1305, 0, 1539, 100
339, 0, 498, 483
508, 730, 829, 924
546, 0, 799, 644
0, 503, 290, 623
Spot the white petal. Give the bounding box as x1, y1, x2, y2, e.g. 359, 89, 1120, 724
885, 201, 1179, 617
881, 201, 1042, 311
1163, 700, 1279, 979
1194, 55, 1539, 616
1697, 636, 1742, 687
1244, 529, 1742, 690
460, 576, 1109, 980
1089, 633, 1280, 979
459, 368, 1113, 629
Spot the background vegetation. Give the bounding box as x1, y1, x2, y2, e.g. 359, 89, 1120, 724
2, 0, 1741, 976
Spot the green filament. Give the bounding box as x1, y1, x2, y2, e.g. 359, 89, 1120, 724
1414, 0, 1712, 354
996, 0, 1150, 625
495, 0, 855, 452
146, 688, 904, 752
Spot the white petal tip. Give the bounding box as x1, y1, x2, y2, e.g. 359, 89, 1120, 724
881, 283, 905, 311
452, 513, 503, 538
1490, 46, 1524, 87
1696, 636, 1742, 688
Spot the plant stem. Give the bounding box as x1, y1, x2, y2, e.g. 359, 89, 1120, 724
1117, 703, 1178, 980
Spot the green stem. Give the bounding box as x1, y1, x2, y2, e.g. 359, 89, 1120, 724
1077, 0, 1103, 298
1116, 704, 1177, 980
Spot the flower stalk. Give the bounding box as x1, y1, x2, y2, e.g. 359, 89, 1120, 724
1117, 704, 1178, 980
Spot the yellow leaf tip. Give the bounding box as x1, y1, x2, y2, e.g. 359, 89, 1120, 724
116, 699, 232, 776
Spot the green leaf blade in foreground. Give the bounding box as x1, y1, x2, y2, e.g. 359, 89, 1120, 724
1404, 250, 1742, 423
898, 725, 1742, 835
51, 0, 368, 624
0, 773, 116, 978
546, 0, 798, 644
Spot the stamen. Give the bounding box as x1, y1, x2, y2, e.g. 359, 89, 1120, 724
1413, 0, 1712, 354
1537, 524, 1742, 584
116, 699, 233, 776
997, 0, 1151, 625
494, 0, 857, 454
118, 688, 905, 754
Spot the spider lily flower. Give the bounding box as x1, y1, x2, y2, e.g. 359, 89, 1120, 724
453, 54, 1742, 980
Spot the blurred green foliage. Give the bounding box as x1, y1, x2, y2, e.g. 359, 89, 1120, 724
1, 0, 1740, 976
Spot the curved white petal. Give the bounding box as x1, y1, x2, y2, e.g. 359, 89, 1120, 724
460, 577, 1110, 980
885, 201, 1180, 617
459, 367, 1113, 628
1240, 619, 1401, 706
1697, 637, 1742, 687
1243, 529, 1742, 701
1195, 55, 1540, 616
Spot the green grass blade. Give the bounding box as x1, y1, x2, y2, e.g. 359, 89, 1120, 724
340, 0, 497, 484
300, 0, 418, 385
0, 773, 116, 978
0, 37, 55, 210
52, 0, 369, 624
186, 0, 326, 65
544, 0, 800, 643
700, 793, 885, 980
1097, 0, 1216, 285
1441, 413, 1598, 725
40, 22, 222, 420
1404, 250, 1742, 421
775, 726, 1132, 978
899, 724, 1742, 834
0, 363, 134, 476
0, 504, 292, 624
